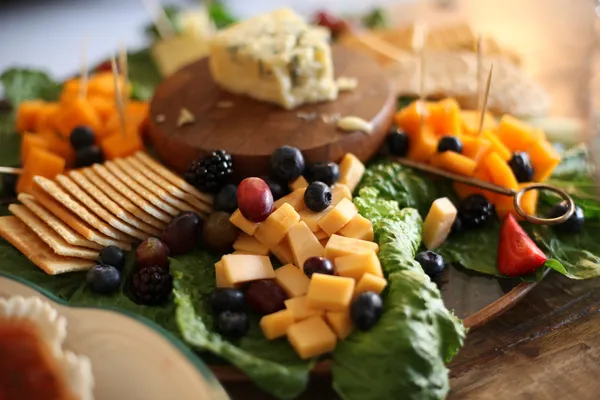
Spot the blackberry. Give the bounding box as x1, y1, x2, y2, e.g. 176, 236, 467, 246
186, 150, 234, 192
130, 265, 173, 305
458, 194, 494, 229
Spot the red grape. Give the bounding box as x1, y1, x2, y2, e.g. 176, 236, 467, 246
161, 212, 202, 255
244, 280, 287, 315
303, 257, 334, 278
136, 237, 170, 269
237, 178, 274, 222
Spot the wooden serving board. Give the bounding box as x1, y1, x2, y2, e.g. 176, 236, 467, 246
147, 46, 396, 179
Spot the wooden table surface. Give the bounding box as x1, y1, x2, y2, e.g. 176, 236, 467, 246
223, 1, 600, 399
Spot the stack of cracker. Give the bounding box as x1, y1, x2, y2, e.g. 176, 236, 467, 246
0, 152, 213, 275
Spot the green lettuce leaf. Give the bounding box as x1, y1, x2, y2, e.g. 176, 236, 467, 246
127, 49, 163, 101
0, 68, 60, 107
208, 1, 238, 29
362, 8, 389, 29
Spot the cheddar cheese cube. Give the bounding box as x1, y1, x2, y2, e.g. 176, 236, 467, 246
325, 311, 353, 340
338, 153, 365, 192
354, 273, 387, 298
230, 209, 260, 236
254, 203, 301, 248
306, 273, 355, 311
317, 198, 358, 235
287, 221, 325, 269
270, 239, 294, 265
331, 183, 352, 205
222, 254, 275, 284
338, 214, 374, 242
285, 295, 323, 321
325, 234, 379, 259
334, 251, 383, 280
275, 264, 310, 298
274, 188, 306, 211
287, 315, 337, 359
298, 207, 332, 232
260, 309, 295, 340
233, 233, 270, 255
422, 197, 457, 250
215, 260, 237, 288
289, 175, 309, 191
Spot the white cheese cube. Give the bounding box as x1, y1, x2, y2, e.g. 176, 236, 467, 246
422, 197, 457, 250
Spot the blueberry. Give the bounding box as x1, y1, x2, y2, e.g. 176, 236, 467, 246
269, 146, 305, 182
450, 215, 463, 236
1, 164, 20, 198
216, 311, 249, 339
75, 146, 104, 168
86, 264, 122, 294
350, 292, 383, 331
209, 288, 245, 313
306, 162, 340, 186
303, 257, 334, 278
304, 181, 332, 212
549, 201, 585, 234
261, 175, 288, 200
415, 251, 446, 278
387, 128, 410, 157
214, 184, 238, 213
70, 126, 95, 150
458, 194, 494, 229
99, 245, 126, 270
508, 152, 534, 183
437, 136, 463, 153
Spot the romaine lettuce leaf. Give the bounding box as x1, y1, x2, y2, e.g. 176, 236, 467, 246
0, 68, 60, 107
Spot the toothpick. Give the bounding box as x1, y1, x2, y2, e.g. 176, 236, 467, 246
0, 167, 24, 175
78, 36, 88, 99
141, 0, 175, 39
111, 56, 127, 138
476, 34, 483, 110
412, 23, 428, 131
477, 64, 494, 137
119, 42, 129, 106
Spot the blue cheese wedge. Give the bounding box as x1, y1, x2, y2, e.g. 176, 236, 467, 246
208, 8, 338, 109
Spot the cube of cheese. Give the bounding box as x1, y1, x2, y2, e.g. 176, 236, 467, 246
287, 315, 337, 359
152, 34, 210, 77
260, 309, 295, 340
270, 239, 294, 265
325, 234, 379, 259
334, 251, 383, 281
298, 207, 332, 232
325, 311, 353, 340
275, 264, 310, 298
215, 260, 237, 288
254, 203, 301, 248
222, 254, 275, 284
422, 197, 457, 250
317, 198, 358, 235
285, 295, 323, 321
230, 209, 260, 236
208, 8, 338, 110
306, 273, 355, 311
274, 188, 306, 211
287, 221, 324, 269
331, 183, 352, 205
338, 153, 365, 192
338, 214, 374, 242
314, 230, 329, 240
354, 273, 387, 298
233, 233, 270, 255
289, 176, 309, 191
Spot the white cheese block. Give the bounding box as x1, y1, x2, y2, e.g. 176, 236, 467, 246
208, 8, 338, 109
152, 34, 211, 77
422, 197, 457, 250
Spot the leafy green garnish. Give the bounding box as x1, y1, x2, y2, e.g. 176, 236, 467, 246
208, 1, 238, 29
127, 49, 163, 101
0, 68, 60, 107
361, 8, 389, 30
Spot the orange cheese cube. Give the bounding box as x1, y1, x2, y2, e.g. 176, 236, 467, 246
483, 152, 519, 190
101, 131, 143, 160
317, 198, 358, 235
430, 152, 477, 176
254, 203, 301, 248
325, 234, 379, 259
324, 311, 353, 340
518, 183, 539, 217
287, 316, 337, 359
289, 175, 308, 191
230, 209, 260, 235
87, 71, 130, 98
334, 251, 383, 281
496, 115, 536, 152
298, 207, 332, 232
17, 147, 66, 194
37, 131, 76, 168
260, 309, 295, 340
287, 221, 324, 269
285, 295, 323, 321
270, 239, 294, 265
331, 183, 352, 205
460, 110, 497, 136
338, 153, 365, 192
496, 183, 539, 221
233, 233, 270, 256
16, 100, 46, 132
215, 260, 237, 288
88, 95, 116, 123
338, 214, 374, 241
33, 103, 60, 133
394, 100, 430, 137
481, 130, 512, 161
422, 197, 457, 250
222, 254, 275, 284
21, 133, 50, 163
529, 140, 561, 182
306, 273, 355, 312
54, 98, 102, 137
274, 188, 306, 211
429, 98, 462, 136
275, 264, 310, 298
407, 126, 438, 163
461, 135, 492, 164
354, 273, 388, 298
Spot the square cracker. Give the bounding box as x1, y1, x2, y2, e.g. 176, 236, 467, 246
134, 152, 213, 205
9, 204, 99, 261
33, 176, 134, 243
55, 174, 150, 241
90, 164, 171, 223
19, 193, 103, 251
78, 168, 166, 229
0, 216, 94, 275
67, 170, 162, 236
29, 186, 131, 250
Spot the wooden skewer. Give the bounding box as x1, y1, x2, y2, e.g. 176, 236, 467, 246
477, 64, 494, 137
476, 34, 483, 110
119, 42, 129, 107
111, 55, 127, 138
78, 36, 88, 99
141, 0, 175, 39
412, 23, 427, 132
0, 167, 24, 175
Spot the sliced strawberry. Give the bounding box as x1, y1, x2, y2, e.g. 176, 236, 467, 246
498, 214, 547, 277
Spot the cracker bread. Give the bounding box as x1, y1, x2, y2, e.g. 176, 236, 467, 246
134, 151, 213, 205
67, 170, 162, 236
55, 174, 150, 241
338, 30, 411, 65
0, 216, 94, 274
78, 168, 166, 229
19, 194, 103, 251
9, 204, 100, 261
126, 156, 212, 214
33, 176, 134, 243
90, 164, 171, 223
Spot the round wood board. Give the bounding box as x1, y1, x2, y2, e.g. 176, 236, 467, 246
147, 45, 396, 179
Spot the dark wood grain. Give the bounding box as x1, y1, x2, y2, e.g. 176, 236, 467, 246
148, 46, 396, 180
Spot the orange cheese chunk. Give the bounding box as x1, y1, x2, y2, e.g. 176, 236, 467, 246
325, 234, 379, 259
270, 239, 294, 265
17, 147, 66, 194
429, 98, 461, 136
338, 153, 365, 192
334, 251, 383, 281
287, 315, 337, 359
254, 203, 301, 248
101, 131, 143, 160
407, 126, 438, 162
461, 135, 492, 165
496, 115, 536, 152
324, 311, 353, 340
484, 152, 519, 190
274, 188, 306, 211
16, 100, 46, 132
230, 209, 260, 235
317, 198, 358, 236
354, 273, 388, 298
285, 295, 323, 321
331, 183, 352, 205
460, 110, 497, 136
394, 100, 430, 137
233, 233, 270, 256
54, 98, 102, 137
215, 260, 237, 288
481, 130, 512, 161
33, 102, 60, 133
298, 207, 332, 232
430, 151, 477, 176
287, 221, 325, 269
529, 140, 561, 182
260, 309, 295, 340
21, 133, 50, 163
422, 197, 457, 250
306, 273, 355, 312
222, 254, 275, 284
289, 175, 309, 191
338, 214, 374, 241
275, 264, 310, 298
